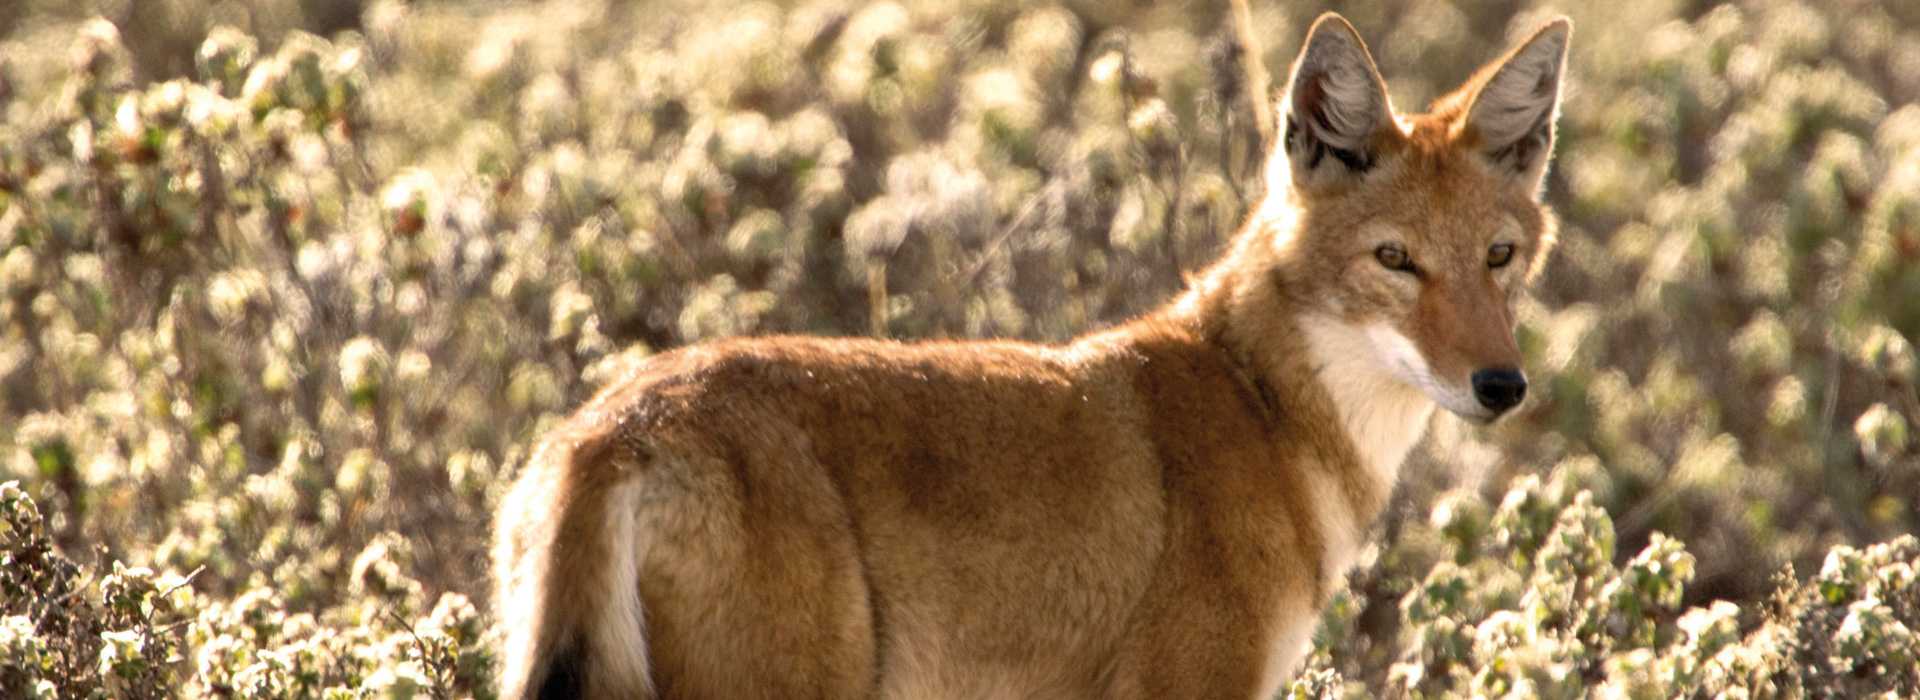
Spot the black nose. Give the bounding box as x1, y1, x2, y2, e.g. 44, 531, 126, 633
1471, 368, 1528, 414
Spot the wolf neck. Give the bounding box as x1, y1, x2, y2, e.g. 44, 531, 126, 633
1296, 318, 1436, 492
1162, 199, 1435, 580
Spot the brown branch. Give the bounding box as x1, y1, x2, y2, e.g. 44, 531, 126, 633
1158, 146, 1189, 280
384, 606, 454, 700
1229, 0, 1274, 151
866, 257, 888, 339
957, 185, 1049, 291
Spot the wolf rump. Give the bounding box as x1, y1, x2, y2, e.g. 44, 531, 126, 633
492, 12, 1571, 699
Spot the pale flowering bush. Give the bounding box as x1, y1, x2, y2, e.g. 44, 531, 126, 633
2, 0, 1920, 695
1294, 466, 1920, 698
3, 481, 493, 697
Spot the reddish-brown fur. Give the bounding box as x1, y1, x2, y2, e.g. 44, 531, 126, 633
493, 13, 1570, 699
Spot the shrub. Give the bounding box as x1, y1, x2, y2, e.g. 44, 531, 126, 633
3, 0, 1919, 695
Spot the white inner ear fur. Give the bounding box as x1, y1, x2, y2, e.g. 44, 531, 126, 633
1289, 29, 1390, 151
1467, 30, 1567, 151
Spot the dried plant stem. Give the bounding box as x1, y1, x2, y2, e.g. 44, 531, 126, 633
384, 606, 453, 700
1230, 0, 1274, 150
958, 185, 1048, 290
928, 229, 966, 337
867, 257, 889, 339
1158, 150, 1189, 279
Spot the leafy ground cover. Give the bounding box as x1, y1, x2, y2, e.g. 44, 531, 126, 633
3, 0, 1919, 696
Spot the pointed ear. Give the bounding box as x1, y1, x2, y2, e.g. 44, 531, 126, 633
1278, 14, 1393, 187
1461, 18, 1571, 197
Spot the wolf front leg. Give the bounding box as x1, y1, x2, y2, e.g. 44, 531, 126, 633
1101, 547, 1317, 699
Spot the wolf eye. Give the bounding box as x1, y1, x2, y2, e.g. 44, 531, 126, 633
1374, 244, 1416, 274
1487, 243, 1516, 269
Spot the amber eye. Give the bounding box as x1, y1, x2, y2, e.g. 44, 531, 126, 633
1488, 243, 1516, 269
1374, 244, 1416, 274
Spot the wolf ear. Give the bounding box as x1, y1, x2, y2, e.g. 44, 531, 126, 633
1278, 14, 1392, 187
1461, 18, 1571, 197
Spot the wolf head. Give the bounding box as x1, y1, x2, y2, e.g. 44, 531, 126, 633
1265, 13, 1570, 424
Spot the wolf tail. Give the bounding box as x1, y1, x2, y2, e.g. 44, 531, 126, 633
493, 424, 652, 699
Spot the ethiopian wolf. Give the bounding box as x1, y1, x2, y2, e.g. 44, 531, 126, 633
492, 12, 1571, 699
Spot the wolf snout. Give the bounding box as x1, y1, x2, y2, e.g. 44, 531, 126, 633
1470, 367, 1528, 414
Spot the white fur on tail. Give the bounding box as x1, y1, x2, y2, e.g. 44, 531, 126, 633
493, 445, 653, 699
587, 481, 652, 697
493, 445, 560, 698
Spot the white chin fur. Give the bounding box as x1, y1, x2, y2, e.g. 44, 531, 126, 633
1300, 317, 1439, 489
1356, 323, 1492, 423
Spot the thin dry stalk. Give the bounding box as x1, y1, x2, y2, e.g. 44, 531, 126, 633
1229, 0, 1274, 151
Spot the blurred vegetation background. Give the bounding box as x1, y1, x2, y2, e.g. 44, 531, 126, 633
2, 0, 1919, 696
